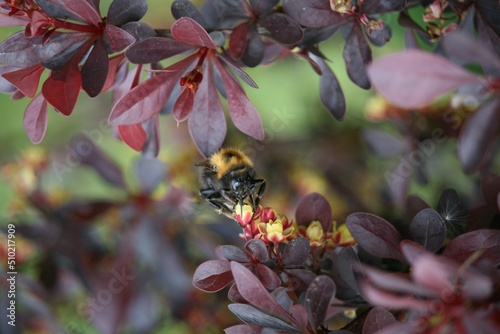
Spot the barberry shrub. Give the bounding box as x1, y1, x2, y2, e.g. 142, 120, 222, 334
1, 0, 499, 333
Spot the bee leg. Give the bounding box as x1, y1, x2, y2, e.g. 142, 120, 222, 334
200, 189, 235, 217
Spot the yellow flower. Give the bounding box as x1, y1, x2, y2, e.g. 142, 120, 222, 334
306, 221, 325, 247
258, 216, 294, 244
234, 203, 255, 227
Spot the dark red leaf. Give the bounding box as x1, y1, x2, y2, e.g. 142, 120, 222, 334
103, 25, 136, 52
109, 54, 197, 125
481, 172, 500, 206
305, 276, 335, 329
107, 0, 147, 26
193, 260, 233, 292
295, 192, 332, 231
173, 87, 195, 122
23, 93, 48, 144
171, 17, 217, 49
81, 38, 109, 97
188, 59, 226, 157
2, 64, 44, 98
229, 23, 249, 60
409, 208, 446, 252
367, 50, 485, 109
442, 229, 500, 266
344, 24, 371, 89
475, 0, 500, 38
259, 12, 304, 45
218, 55, 259, 88
214, 58, 264, 140
315, 55, 346, 121
0, 31, 41, 67
228, 304, 300, 332
121, 21, 157, 41
458, 98, 500, 174
101, 54, 126, 92
42, 57, 82, 116
231, 262, 295, 323
362, 307, 397, 334
245, 239, 269, 263
38, 0, 102, 26
282, 0, 344, 28
125, 37, 193, 64
282, 237, 310, 267
346, 213, 404, 261
118, 123, 146, 151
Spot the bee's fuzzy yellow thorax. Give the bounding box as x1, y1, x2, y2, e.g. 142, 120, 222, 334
210, 148, 253, 179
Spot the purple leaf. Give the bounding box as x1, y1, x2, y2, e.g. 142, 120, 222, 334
305, 275, 335, 329
255, 264, 281, 290
171, 0, 207, 28
365, 23, 392, 47
134, 156, 166, 194
40, 32, 90, 70
109, 55, 197, 125
282, 237, 310, 267
245, 239, 269, 263
188, 60, 226, 157
346, 213, 404, 261
314, 55, 346, 121
38, 0, 102, 26
0, 31, 41, 67
193, 260, 233, 292
69, 135, 126, 187
81, 38, 109, 97
241, 24, 264, 67
458, 98, 500, 174
442, 229, 500, 266
171, 17, 217, 49
344, 24, 371, 89
103, 25, 136, 52
409, 208, 446, 252
362, 307, 397, 334
333, 247, 361, 293
367, 50, 485, 109
441, 32, 500, 73
214, 58, 264, 140
220, 245, 252, 263
107, 0, 147, 26
23, 93, 48, 144
121, 21, 157, 41
282, 0, 344, 28
295, 192, 332, 231
218, 55, 258, 88
125, 37, 193, 64
362, 0, 406, 15
259, 12, 304, 45
231, 262, 295, 323
250, 0, 279, 16
228, 304, 300, 332
224, 324, 259, 334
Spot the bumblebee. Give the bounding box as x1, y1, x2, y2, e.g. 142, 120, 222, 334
196, 148, 266, 219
